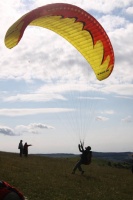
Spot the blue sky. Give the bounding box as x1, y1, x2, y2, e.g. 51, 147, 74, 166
0, 0, 133, 154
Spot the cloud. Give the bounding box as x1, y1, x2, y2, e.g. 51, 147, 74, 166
82, 0, 133, 14
95, 116, 109, 121
121, 116, 132, 123
115, 95, 133, 100
0, 126, 16, 136
2, 81, 105, 103
15, 123, 55, 135
0, 122, 55, 136
126, 6, 133, 15
99, 15, 128, 32
79, 97, 106, 100
29, 123, 55, 130
101, 110, 115, 115
0, 108, 74, 117
4, 93, 66, 102
102, 84, 133, 97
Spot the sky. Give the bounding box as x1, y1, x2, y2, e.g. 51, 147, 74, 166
0, 0, 133, 154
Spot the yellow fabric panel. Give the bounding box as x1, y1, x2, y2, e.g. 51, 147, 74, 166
5, 16, 25, 48
30, 16, 106, 80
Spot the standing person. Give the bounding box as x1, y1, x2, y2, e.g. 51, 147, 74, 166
132, 155, 133, 173
23, 142, 32, 157
18, 140, 23, 157
72, 143, 92, 174
0, 180, 25, 200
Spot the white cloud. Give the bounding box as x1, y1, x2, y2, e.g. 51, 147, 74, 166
95, 116, 109, 121
115, 95, 133, 100
0, 122, 55, 136
29, 123, 55, 129
103, 84, 133, 96
15, 123, 55, 135
4, 93, 66, 102
2, 81, 104, 103
121, 115, 132, 123
111, 24, 133, 78
0, 108, 74, 117
79, 97, 106, 100
126, 6, 133, 15
83, 0, 133, 14
0, 126, 16, 136
101, 110, 115, 115
99, 15, 128, 32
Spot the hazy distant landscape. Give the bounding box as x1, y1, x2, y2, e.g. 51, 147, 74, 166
36, 151, 133, 162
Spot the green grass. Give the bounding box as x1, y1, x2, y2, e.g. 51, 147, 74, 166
0, 151, 133, 200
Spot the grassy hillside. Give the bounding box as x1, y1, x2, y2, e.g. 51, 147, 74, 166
0, 151, 133, 200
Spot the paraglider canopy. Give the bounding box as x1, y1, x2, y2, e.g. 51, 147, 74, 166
4, 3, 114, 81
0, 181, 24, 200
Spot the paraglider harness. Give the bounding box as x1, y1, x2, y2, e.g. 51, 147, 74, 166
79, 142, 92, 165
0, 181, 24, 200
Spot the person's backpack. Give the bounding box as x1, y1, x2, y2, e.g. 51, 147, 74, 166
86, 151, 92, 165
0, 181, 24, 200
81, 151, 92, 165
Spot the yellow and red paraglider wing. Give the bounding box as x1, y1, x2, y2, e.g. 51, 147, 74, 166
5, 3, 114, 81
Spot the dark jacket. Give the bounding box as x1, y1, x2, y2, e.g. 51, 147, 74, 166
23, 143, 32, 156
79, 144, 92, 165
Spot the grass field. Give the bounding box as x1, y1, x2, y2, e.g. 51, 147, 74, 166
0, 151, 133, 200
